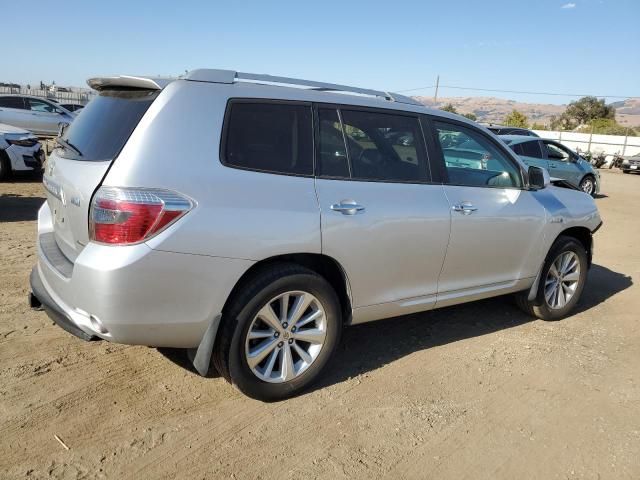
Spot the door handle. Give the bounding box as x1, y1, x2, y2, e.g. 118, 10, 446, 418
452, 202, 477, 215
330, 200, 365, 215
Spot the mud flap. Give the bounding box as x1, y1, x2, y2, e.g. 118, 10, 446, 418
188, 314, 222, 377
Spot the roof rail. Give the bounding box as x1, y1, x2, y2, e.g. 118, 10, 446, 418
184, 69, 423, 107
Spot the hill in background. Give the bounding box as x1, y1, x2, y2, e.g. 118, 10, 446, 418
413, 96, 640, 128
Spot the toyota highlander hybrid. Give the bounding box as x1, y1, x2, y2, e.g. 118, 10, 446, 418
30, 70, 602, 400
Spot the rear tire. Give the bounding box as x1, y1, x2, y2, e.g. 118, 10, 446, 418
516, 236, 588, 321
213, 263, 342, 401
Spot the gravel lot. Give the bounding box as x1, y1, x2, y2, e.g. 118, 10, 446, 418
1, 170, 638, 479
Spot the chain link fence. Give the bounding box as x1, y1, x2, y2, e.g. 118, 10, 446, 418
0, 86, 94, 105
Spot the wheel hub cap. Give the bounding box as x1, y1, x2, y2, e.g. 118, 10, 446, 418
544, 251, 580, 310
245, 291, 327, 383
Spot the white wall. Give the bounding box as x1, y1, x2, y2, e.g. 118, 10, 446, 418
533, 130, 640, 157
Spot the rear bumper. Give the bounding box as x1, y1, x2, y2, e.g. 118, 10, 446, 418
29, 266, 95, 341
33, 201, 253, 348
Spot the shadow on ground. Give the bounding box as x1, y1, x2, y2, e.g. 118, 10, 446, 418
0, 194, 45, 222
158, 264, 632, 393
312, 264, 631, 392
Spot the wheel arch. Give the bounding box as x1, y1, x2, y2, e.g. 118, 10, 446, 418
222, 253, 353, 325
557, 226, 593, 267
526, 225, 593, 303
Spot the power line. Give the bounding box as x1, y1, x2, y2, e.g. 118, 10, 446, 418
396, 84, 638, 100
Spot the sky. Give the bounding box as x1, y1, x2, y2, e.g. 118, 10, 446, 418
3, 0, 639, 105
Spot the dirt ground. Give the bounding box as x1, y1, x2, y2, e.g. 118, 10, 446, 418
1, 170, 638, 479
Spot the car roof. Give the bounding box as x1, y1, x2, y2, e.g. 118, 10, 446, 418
499, 134, 542, 144
86, 69, 491, 131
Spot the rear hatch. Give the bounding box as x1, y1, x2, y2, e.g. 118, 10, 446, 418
43, 86, 160, 262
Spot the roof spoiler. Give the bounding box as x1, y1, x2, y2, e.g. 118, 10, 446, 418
87, 75, 175, 91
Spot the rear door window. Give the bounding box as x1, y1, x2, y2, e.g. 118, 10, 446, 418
317, 108, 350, 178
513, 140, 544, 158
0, 96, 26, 109
58, 89, 158, 161
224, 102, 313, 175
339, 110, 428, 182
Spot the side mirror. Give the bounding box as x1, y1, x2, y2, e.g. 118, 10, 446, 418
528, 165, 550, 190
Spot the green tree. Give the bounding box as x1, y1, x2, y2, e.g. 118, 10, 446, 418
440, 103, 458, 114
589, 118, 637, 136
530, 122, 547, 130
462, 112, 477, 121
564, 96, 615, 126
504, 109, 529, 128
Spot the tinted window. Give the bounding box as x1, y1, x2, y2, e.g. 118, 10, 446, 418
512, 140, 544, 158
545, 142, 569, 161
318, 108, 350, 177
340, 110, 427, 182
435, 121, 522, 188
58, 89, 158, 161
0, 96, 26, 109
225, 102, 313, 175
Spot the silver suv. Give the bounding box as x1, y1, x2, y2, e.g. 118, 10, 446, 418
30, 70, 602, 401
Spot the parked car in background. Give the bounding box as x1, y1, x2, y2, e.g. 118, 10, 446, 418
485, 124, 540, 137
501, 135, 600, 196
0, 123, 43, 179
30, 69, 601, 401
0, 95, 75, 136
621, 153, 640, 174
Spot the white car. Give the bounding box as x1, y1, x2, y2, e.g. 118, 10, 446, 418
0, 123, 44, 179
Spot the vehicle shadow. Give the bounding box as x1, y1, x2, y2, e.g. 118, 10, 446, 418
0, 194, 46, 222
157, 264, 631, 391
310, 263, 632, 393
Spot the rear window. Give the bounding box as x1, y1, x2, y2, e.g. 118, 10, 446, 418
58, 89, 158, 161
223, 102, 313, 175
0, 96, 25, 109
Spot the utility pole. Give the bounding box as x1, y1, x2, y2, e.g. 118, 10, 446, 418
433, 75, 440, 104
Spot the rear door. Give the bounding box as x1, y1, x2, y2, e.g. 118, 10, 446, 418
429, 119, 546, 301
0, 96, 32, 130
511, 139, 547, 170
314, 106, 451, 313
43, 88, 159, 261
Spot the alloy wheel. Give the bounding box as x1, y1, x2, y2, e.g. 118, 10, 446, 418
544, 251, 581, 309
581, 178, 594, 195
245, 291, 327, 383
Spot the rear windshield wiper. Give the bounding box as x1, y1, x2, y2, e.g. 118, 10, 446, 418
55, 137, 83, 157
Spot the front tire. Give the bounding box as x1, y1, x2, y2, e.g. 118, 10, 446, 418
579, 175, 596, 197
516, 236, 588, 321
213, 263, 342, 401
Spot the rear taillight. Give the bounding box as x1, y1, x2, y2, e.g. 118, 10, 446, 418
89, 187, 193, 245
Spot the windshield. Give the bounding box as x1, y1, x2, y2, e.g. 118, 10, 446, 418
58, 89, 158, 161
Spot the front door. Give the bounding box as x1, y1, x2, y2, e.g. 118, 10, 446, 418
25, 97, 64, 135
430, 119, 547, 303
314, 107, 451, 314
543, 141, 581, 186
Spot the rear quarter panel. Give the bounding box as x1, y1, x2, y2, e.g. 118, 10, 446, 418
102, 80, 322, 261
